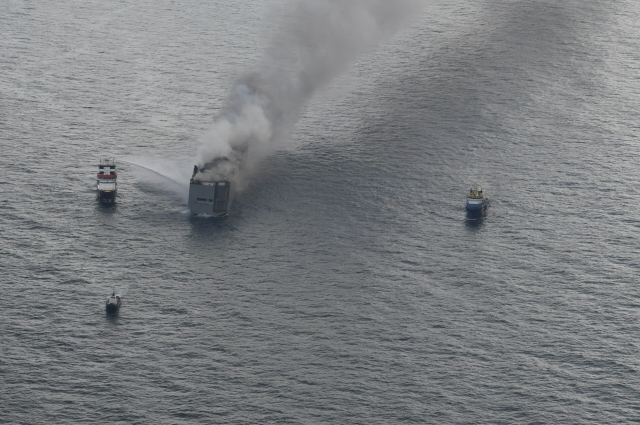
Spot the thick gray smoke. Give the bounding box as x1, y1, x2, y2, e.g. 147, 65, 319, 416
196, 0, 426, 187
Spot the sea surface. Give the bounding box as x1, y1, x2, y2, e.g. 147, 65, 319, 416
3, 0, 640, 423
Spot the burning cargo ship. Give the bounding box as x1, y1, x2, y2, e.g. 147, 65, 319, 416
188, 164, 231, 216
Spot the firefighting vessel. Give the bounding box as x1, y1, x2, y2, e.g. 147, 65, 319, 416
97, 158, 117, 204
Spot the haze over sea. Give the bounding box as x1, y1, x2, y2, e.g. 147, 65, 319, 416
3, 0, 640, 423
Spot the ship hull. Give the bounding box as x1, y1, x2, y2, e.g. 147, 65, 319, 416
188, 181, 230, 216
98, 190, 116, 204
466, 200, 488, 219
105, 303, 120, 314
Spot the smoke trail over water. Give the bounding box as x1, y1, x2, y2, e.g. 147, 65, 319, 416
196, 0, 426, 187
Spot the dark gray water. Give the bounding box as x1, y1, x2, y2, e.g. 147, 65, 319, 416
3, 0, 640, 423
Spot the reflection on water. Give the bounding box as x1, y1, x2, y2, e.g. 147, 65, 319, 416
105, 311, 119, 324
464, 216, 485, 231
96, 202, 117, 214
188, 212, 232, 236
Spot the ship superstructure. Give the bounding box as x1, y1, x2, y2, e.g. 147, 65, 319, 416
97, 158, 117, 204
188, 165, 231, 216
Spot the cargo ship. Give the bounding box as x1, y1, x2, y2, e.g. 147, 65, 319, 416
97, 158, 117, 204
188, 165, 231, 216
466, 184, 489, 219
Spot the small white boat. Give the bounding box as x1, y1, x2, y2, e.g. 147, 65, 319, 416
105, 292, 121, 314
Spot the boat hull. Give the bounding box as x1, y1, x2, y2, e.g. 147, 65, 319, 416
98, 190, 116, 204
105, 303, 120, 314
466, 200, 488, 219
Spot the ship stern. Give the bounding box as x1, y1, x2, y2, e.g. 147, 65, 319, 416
188, 180, 230, 216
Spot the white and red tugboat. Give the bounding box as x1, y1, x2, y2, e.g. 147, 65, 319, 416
97, 158, 117, 204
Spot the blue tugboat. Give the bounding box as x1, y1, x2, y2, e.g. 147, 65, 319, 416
466, 184, 489, 219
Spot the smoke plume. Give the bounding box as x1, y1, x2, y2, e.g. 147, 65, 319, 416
196, 0, 426, 187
